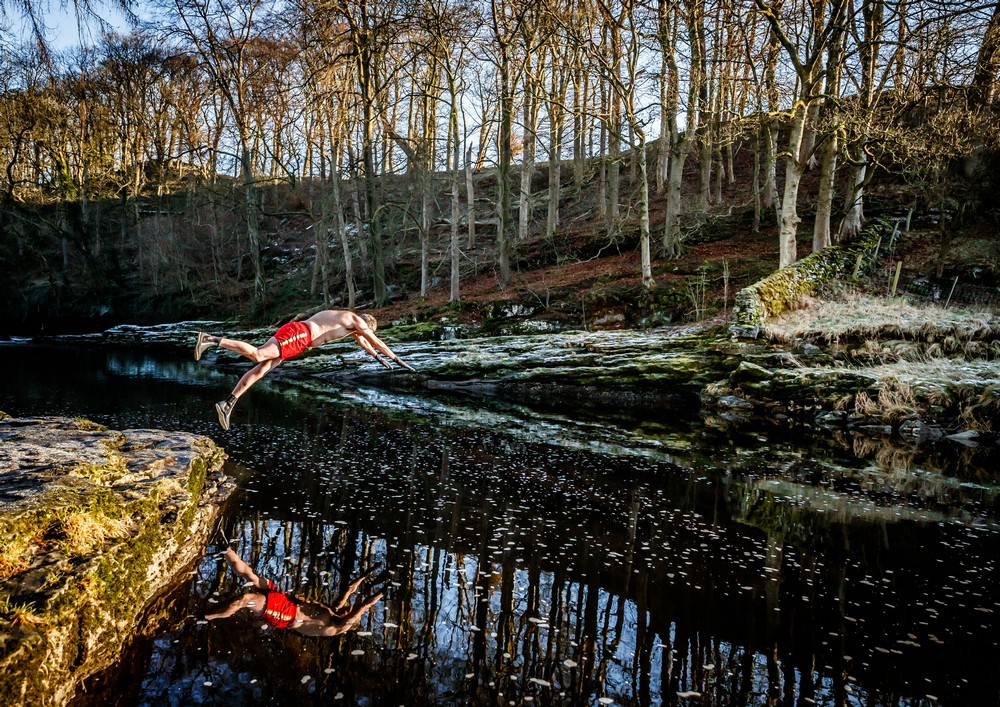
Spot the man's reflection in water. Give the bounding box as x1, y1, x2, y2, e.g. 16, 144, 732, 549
206, 548, 384, 636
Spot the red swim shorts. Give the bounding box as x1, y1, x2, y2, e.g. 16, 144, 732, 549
262, 590, 297, 628
275, 321, 312, 360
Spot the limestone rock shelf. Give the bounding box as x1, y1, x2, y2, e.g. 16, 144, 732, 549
0, 415, 233, 706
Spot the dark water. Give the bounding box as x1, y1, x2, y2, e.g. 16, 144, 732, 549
2, 343, 999, 706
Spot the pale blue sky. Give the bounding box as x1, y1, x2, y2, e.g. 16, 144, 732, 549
29, 2, 138, 50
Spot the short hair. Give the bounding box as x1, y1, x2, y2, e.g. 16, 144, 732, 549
360, 313, 377, 332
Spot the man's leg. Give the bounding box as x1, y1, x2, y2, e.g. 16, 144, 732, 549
331, 573, 370, 611
220, 548, 270, 591
216, 355, 281, 430
340, 590, 384, 629
231, 356, 281, 399
219, 337, 281, 362
198, 334, 281, 363
206, 592, 266, 620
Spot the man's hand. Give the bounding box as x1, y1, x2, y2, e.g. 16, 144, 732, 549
394, 357, 416, 372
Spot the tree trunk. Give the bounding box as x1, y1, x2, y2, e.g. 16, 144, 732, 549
656, 53, 671, 194
465, 146, 476, 248
450, 106, 461, 303
313, 181, 331, 306
752, 126, 762, 232
546, 132, 561, 241
712, 125, 723, 205
663, 0, 701, 259
518, 65, 537, 243
573, 61, 587, 184
637, 133, 653, 288
813, 130, 838, 252
777, 101, 810, 268
496, 48, 513, 287
838, 155, 866, 241
607, 112, 621, 234
597, 111, 607, 221
697, 122, 712, 210
814, 22, 845, 251
420, 179, 431, 297
663, 126, 688, 259
240, 140, 265, 306
334, 168, 356, 310
725, 133, 735, 186
763, 119, 779, 213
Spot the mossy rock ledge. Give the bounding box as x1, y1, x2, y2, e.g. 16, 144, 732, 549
296, 328, 739, 411
0, 416, 232, 706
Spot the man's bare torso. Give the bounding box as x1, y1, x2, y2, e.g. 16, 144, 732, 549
302, 310, 362, 348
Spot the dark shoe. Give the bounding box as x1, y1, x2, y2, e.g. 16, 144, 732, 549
215, 399, 235, 430
194, 332, 214, 361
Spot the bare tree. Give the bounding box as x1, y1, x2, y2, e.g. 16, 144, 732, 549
486, 0, 530, 287
663, 0, 705, 260
590, 0, 654, 287
325, 0, 403, 306
164, 0, 280, 306
755, 0, 849, 268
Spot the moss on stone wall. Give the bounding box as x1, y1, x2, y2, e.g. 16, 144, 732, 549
730, 219, 893, 337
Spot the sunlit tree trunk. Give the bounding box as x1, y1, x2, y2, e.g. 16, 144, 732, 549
813, 19, 846, 252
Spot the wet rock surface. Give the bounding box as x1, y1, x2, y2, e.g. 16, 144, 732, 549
0, 416, 232, 707
21, 313, 999, 438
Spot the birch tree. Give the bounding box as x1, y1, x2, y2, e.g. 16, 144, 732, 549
755, 0, 849, 268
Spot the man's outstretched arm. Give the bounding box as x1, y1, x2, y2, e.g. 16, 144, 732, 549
355, 335, 393, 369
355, 329, 416, 371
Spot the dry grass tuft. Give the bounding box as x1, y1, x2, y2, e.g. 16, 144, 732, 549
0, 596, 46, 627
55, 509, 133, 556
0, 533, 39, 579
852, 377, 919, 421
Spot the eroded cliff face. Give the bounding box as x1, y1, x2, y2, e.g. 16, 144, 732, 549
0, 416, 233, 706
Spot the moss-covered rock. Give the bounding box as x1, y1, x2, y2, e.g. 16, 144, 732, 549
0, 417, 233, 706
730, 219, 893, 336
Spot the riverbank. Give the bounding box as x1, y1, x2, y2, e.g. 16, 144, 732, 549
0, 416, 232, 706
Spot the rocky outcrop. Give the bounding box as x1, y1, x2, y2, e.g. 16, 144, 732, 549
0, 416, 233, 706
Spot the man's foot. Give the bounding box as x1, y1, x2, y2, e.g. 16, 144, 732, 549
215, 399, 235, 430
215, 526, 237, 547
194, 332, 215, 361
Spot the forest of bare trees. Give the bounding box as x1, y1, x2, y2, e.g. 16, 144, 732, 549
1, 0, 999, 323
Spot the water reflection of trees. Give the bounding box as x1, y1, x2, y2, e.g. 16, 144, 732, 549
153, 411, 1000, 706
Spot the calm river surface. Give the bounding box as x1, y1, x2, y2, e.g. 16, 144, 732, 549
2, 342, 999, 706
